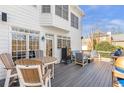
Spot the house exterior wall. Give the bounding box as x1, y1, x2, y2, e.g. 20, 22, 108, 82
0, 5, 84, 80
112, 41, 124, 47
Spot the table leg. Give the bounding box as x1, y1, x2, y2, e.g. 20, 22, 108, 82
42, 65, 46, 75
52, 64, 54, 79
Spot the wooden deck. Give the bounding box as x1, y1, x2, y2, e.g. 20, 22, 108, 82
52, 61, 112, 87
0, 61, 112, 87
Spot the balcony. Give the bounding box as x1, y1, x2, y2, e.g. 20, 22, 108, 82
40, 13, 70, 32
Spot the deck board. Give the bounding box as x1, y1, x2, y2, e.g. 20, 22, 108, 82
0, 61, 112, 87
52, 61, 112, 87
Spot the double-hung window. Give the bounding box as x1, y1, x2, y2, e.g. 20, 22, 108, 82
42, 5, 51, 13
71, 13, 79, 29
55, 5, 68, 20
55, 5, 62, 17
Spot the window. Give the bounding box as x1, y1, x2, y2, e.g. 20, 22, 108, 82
55, 5, 62, 17
57, 36, 71, 48
12, 32, 27, 61
42, 5, 51, 13
62, 37, 67, 48
66, 37, 71, 48
71, 13, 79, 29
57, 36, 62, 48
12, 27, 40, 61
55, 5, 68, 20
63, 5, 68, 20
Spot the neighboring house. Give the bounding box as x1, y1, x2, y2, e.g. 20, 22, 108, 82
0, 5, 84, 80
92, 31, 112, 44
82, 31, 112, 50
112, 34, 124, 48
82, 38, 92, 50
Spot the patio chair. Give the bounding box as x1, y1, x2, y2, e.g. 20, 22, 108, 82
15, 59, 51, 87
112, 69, 124, 87
0, 53, 17, 87
35, 50, 43, 59
112, 56, 124, 87
90, 50, 101, 62
75, 52, 88, 67
16, 65, 51, 87
41, 56, 57, 79
35, 50, 56, 79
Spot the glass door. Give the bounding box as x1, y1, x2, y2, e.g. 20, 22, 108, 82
46, 39, 53, 57
46, 34, 54, 57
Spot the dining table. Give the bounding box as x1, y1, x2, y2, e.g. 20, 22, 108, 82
15, 56, 57, 79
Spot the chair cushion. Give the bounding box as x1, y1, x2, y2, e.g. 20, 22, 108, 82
115, 67, 124, 73
117, 78, 124, 87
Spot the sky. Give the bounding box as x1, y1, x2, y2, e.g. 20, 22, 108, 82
80, 5, 124, 37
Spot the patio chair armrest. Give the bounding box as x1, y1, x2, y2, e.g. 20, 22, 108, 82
0, 65, 11, 69
4, 67, 16, 70
43, 69, 51, 80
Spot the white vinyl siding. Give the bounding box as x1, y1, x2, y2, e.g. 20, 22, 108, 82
0, 24, 10, 80
0, 5, 40, 29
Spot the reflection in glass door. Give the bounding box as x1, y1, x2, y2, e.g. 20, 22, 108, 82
46, 34, 54, 57
46, 39, 53, 57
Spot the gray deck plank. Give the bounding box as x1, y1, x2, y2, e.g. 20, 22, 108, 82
52, 61, 112, 87
83, 62, 106, 87
0, 61, 112, 87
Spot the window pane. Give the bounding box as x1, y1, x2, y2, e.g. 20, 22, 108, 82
42, 5, 51, 13
63, 10, 68, 20
55, 5, 62, 17
12, 33, 26, 61
29, 35, 39, 51
71, 13, 79, 29
63, 5, 68, 20
71, 13, 74, 27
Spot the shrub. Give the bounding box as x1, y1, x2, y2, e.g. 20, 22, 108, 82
95, 41, 124, 58
99, 52, 111, 58
95, 41, 116, 52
